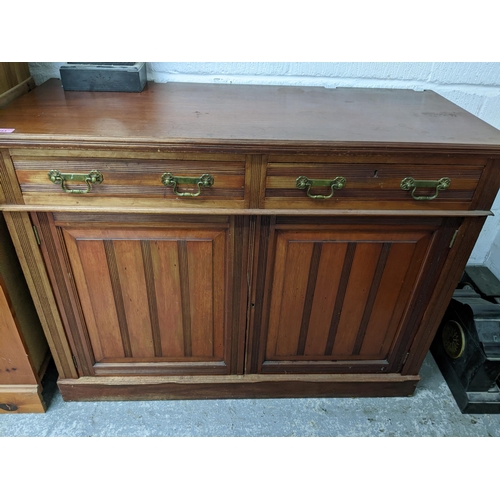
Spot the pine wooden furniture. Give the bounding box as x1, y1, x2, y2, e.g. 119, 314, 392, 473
1, 79, 499, 401
0, 63, 49, 413
0, 215, 49, 412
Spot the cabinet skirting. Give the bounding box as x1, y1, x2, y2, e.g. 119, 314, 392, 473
58, 373, 420, 401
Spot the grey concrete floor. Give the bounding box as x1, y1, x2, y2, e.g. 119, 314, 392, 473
1, 353, 500, 437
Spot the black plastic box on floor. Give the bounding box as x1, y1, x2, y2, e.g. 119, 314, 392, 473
59, 63, 147, 92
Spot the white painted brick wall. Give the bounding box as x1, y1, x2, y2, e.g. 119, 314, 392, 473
430, 63, 500, 86
486, 230, 500, 279
27, 62, 500, 277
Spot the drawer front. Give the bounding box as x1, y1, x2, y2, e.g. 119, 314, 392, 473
11, 152, 247, 208
263, 154, 486, 210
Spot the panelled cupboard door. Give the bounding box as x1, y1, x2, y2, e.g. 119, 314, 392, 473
248, 216, 460, 375
33, 213, 248, 377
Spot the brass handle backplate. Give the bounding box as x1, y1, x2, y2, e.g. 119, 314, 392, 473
400, 177, 450, 201
161, 172, 214, 197
48, 170, 103, 194
296, 176, 346, 199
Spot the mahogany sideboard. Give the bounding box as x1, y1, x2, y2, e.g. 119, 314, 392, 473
0, 79, 499, 401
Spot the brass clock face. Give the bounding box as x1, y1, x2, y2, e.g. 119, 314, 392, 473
442, 320, 466, 359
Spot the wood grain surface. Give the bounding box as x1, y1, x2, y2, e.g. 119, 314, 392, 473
58, 372, 420, 400
248, 217, 459, 375
0, 62, 35, 109
0, 80, 498, 401
264, 158, 484, 211
1, 80, 500, 150
12, 153, 247, 208
38, 213, 244, 377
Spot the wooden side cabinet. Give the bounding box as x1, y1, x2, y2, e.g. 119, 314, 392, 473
0, 62, 50, 413
0, 80, 499, 401
0, 214, 49, 412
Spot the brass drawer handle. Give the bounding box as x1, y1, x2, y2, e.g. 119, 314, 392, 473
48, 169, 103, 194
296, 175, 346, 199
161, 172, 214, 197
400, 177, 451, 201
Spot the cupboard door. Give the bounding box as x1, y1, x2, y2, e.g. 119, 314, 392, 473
247, 216, 460, 375
34, 213, 248, 376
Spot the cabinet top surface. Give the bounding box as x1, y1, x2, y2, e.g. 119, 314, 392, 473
1, 79, 500, 150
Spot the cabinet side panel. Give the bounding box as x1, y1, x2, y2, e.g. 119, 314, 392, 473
470, 159, 500, 211
402, 217, 484, 375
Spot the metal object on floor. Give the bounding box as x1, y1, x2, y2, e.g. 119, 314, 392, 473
460, 266, 500, 305
431, 266, 500, 414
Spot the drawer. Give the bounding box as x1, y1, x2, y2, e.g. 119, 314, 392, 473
11, 151, 248, 209
263, 154, 486, 211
